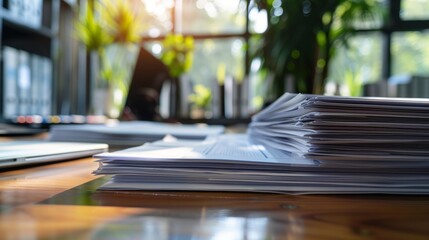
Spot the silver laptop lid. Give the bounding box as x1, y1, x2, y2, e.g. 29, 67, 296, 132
0, 141, 108, 169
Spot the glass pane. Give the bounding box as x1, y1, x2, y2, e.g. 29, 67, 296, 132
188, 38, 245, 118
144, 38, 247, 117
188, 38, 245, 86
350, 0, 387, 29
401, 0, 429, 20
327, 33, 383, 96
139, 0, 174, 37
392, 31, 429, 76
180, 0, 247, 34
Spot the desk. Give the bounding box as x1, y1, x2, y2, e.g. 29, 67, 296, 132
1, 157, 429, 239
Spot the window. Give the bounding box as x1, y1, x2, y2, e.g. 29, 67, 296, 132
327, 0, 429, 97
139, 0, 429, 116
392, 31, 429, 76
328, 33, 383, 96
140, 0, 257, 118
188, 38, 245, 87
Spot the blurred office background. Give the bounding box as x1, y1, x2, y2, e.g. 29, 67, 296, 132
1, 0, 429, 124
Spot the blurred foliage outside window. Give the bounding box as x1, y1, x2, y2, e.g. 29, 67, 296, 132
392, 32, 429, 76
393, 0, 429, 79
401, 0, 429, 20
189, 39, 245, 88
327, 33, 383, 96
139, 0, 429, 116
251, 0, 385, 99
328, 0, 429, 97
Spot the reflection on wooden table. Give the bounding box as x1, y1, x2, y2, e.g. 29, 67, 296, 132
0, 157, 429, 239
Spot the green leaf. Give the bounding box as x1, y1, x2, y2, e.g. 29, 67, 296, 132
188, 84, 212, 108
160, 34, 195, 78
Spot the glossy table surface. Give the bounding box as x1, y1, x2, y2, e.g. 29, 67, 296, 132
1, 154, 429, 239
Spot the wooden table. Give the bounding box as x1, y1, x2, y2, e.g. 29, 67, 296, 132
1, 157, 429, 239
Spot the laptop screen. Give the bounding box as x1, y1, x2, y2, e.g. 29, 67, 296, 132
122, 47, 170, 121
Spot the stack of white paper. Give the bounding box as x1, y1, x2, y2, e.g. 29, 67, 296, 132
94, 93, 429, 194
49, 121, 225, 148
249, 93, 429, 166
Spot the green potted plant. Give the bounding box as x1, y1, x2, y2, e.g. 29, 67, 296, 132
160, 33, 195, 118
188, 84, 212, 119
75, 0, 143, 118
252, 0, 383, 99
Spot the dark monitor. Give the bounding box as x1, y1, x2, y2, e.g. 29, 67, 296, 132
122, 47, 170, 121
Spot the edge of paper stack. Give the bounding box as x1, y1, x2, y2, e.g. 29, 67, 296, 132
94, 93, 429, 194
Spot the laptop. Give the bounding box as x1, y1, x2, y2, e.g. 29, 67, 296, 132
0, 141, 108, 169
